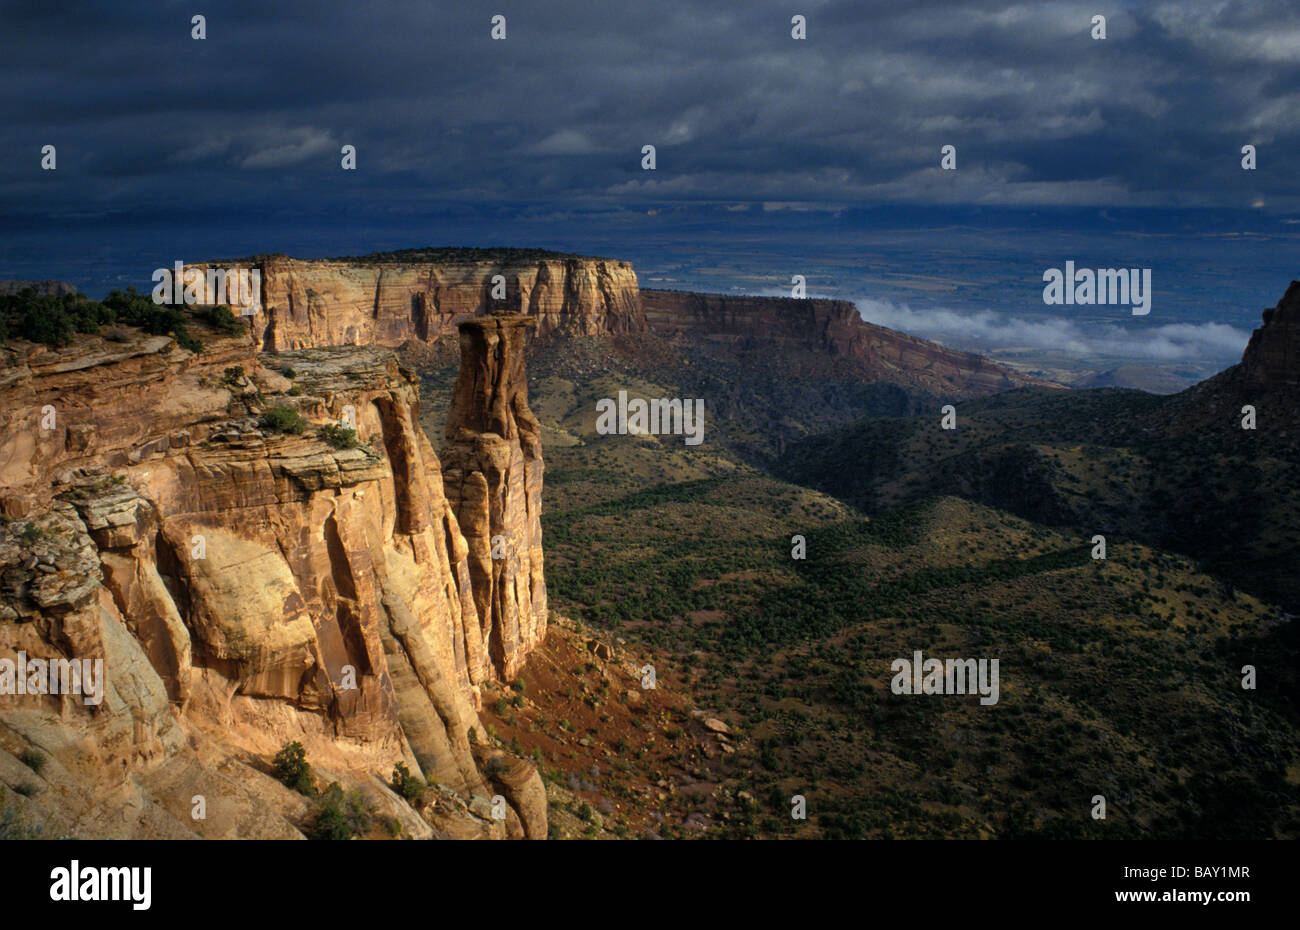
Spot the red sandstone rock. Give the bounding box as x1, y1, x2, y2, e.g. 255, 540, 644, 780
0, 323, 544, 838
440, 314, 547, 683
181, 253, 1050, 399
640, 289, 1055, 396
184, 255, 643, 351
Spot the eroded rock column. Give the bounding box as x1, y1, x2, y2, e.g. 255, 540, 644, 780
440, 313, 547, 682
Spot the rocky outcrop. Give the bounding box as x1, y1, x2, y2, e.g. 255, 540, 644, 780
440, 314, 547, 683
641, 289, 1053, 396
0, 280, 78, 298
183, 251, 643, 351
1242, 280, 1300, 394
0, 321, 547, 839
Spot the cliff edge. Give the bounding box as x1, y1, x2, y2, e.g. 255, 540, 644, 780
0, 315, 548, 839
185, 250, 642, 351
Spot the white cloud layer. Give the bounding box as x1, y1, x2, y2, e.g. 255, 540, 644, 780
853, 298, 1251, 364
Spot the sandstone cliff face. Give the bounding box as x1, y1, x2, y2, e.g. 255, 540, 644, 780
184, 255, 643, 351
1242, 280, 1300, 394
440, 315, 547, 683
184, 250, 1044, 398
641, 289, 1051, 396
0, 324, 547, 839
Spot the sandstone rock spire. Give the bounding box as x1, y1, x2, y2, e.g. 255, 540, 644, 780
440, 313, 547, 682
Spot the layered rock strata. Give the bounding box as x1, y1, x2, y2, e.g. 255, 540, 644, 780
440, 314, 547, 683
640, 289, 1053, 395
181, 250, 1042, 398
184, 254, 643, 350
0, 321, 546, 839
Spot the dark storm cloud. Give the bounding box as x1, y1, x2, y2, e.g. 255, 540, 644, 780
2, 0, 1298, 219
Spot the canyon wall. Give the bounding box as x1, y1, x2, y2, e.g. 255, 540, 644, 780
181, 251, 1042, 398
641, 289, 1051, 395
0, 321, 547, 839
184, 253, 643, 351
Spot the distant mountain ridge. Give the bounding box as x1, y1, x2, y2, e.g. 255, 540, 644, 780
0, 280, 78, 298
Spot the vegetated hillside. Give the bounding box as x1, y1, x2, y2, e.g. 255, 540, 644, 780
0, 285, 244, 352
775, 380, 1300, 614
1072, 364, 1202, 394
541, 444, 1298, 839
776, 281, 1300, 613
407, 344, 1300, 839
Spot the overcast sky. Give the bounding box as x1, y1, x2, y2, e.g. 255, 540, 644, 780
2, 0, 1297, 376
3, 0, 1298, 221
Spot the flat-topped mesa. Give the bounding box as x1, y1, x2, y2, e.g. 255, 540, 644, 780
180, 249, 1049, 397
640, 289, 1055, 395
1242, 280, 1300, 394
183, 250, 643, 351
440, 313, 547, 682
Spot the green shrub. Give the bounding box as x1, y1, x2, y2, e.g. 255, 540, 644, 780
309, 783, 373, 840
222, 366, 245, 385
261, 405, 307, 435
310, 802, 351, 841
18, 749, 45, 775
272, 740, 315, 795
390, 762, 424, 802
0, 287, 204, 351
199, 305, 244, 335
0, 799, 45, 839
319, 423, 360, 449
